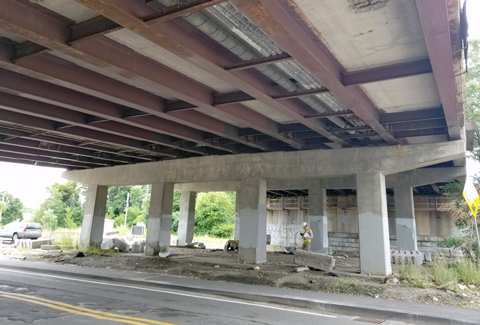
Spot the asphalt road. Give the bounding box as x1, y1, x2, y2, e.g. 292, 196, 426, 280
0, 267, 415, 325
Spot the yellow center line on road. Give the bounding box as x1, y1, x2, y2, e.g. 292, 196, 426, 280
0, 291, 175, 325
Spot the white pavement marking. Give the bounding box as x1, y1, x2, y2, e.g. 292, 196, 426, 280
0, 268, 336, 319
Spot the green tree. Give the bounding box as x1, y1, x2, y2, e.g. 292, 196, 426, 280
194, 192, 235, 238
34, 182, 85, 229
106, 185, 150, 228
440, 39, 480, 259
171, 190, 181, 234
40, 209, 58, 231
0, 191, 24, 225
466, 39, 480, 162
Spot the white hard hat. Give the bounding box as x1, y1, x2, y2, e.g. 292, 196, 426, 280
302, 222, 307, 227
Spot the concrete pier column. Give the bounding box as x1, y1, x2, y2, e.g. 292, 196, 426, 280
238, 178, 267, 264
357, 172, 391, 275
80, 185, 108, 248
145, 182, 174, 256
309, 180, 328, 253
234, 182, 241, 240
394, 186, 418, 250
177, 191, 196, 246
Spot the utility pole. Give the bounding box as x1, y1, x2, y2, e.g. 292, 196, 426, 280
124, 192, 130, 228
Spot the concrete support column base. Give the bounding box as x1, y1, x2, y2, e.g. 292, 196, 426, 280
238, 178, 267, 264
80, 185, 108, 249
309, 180, 328, 253
394, 186, 418, 251
357, 172, 391, 276
177, 191, 196, 246
145, 182, 174, 256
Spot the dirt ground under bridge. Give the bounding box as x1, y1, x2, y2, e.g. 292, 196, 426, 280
1, 243, 479, 310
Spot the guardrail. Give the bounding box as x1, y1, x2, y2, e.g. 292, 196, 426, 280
267, 195, 453, 211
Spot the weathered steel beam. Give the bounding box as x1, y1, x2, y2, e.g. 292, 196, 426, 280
0, 1, 286, 151
0, 69, 236, 154
381, 107, 445, 124
415, 0, 462, 140
304, 111, 355, 119
0, 108, 171, 159
6, 51, 267, 152
0, 135, 132, 164
143, 0, 229, 23
343, 58, 433, 86
272, 88, 329, 100
0, 150, 93, 169
0, 156, 81, 170
233, 0, 397, 145
0, 141, 110, 166
74, 0, 347, 147
223, 53, 292, 71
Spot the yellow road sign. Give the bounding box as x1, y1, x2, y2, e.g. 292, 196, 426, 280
463, 180, 479, 218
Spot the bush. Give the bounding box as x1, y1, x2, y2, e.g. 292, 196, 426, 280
194, 192, 235, 237
437, 236, 464, 248
437, 235, 478, 261
210, 224, 234, 238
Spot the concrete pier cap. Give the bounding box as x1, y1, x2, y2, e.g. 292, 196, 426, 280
65, 141, 466, 276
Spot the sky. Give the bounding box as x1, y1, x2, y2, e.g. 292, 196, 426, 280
0, 1, 480, 210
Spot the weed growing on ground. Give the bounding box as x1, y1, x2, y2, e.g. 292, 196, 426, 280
452, 261, 480, 285
399, 260, 480, 290
327, 278, 383, 297
398, 264, 433, 288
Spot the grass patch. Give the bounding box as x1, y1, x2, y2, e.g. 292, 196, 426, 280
399, 264, 433, 288
452, 261, 480, 286
399, 260, 480, 290
327, 278, 384, 297
46, 228, 80, 249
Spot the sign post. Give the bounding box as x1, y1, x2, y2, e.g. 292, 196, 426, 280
463, 180, 480, 256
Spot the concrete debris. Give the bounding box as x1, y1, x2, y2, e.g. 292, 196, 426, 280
253, 266, 260, 270
294, 250, 335, 272
131, 244, 145, 253
391, 250, 423, 265
17, 240, 32, 249
458, 284, 467, 291
295, 267, 309, 272
432, 296, 439, 301
31, 239, 53, 249
41, 245, 74, 250
100, 237, 129, 252
159, 249, 178, 258
384, 276, 399, 284
310, 280, 317, 284
214, 265, 220, 268
284, 246, 296, 254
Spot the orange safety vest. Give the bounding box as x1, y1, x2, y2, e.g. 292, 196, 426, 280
302, 228, 312, 242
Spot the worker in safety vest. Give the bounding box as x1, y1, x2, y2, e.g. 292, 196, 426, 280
300, 221, 313, 251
